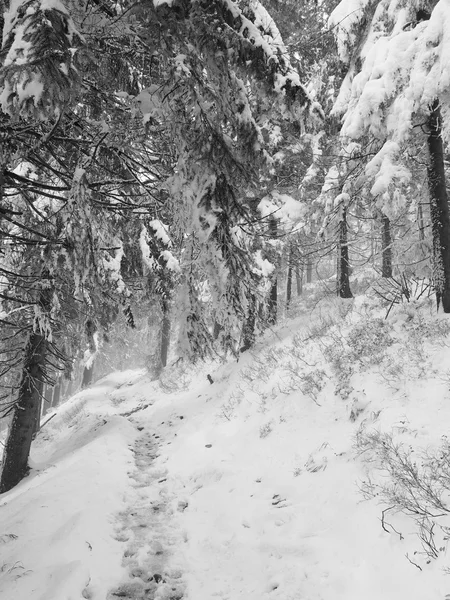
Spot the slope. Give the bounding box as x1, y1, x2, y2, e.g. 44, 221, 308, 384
1, 288, 450, 599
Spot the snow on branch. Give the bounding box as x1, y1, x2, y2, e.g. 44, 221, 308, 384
102, 242, 127, 295
365, 140, 410, 197
333, 1, 450, 139
257, 191, 306, 230
330, 0, 450, 205
140, 223, 181, 274
152, 0, 321, 119
0, 0, 81, 119
328, 0, 374, 64
219, 0, 319, 114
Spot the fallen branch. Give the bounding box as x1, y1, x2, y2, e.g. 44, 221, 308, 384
40, 413, 56, 430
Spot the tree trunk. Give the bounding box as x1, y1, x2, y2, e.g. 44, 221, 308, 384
267, 217, 278, 325
42, 384, 53, 417
0, 273, 52, 493
267, 279, 277, 324
81, 364, 93, 388
64, 377, 74, 401
418, 203, 425, 241
381, 214, 393, 278
286, 244, 296, 309
52, 379, 62, 408
82, 319, 97, 388
427, 99, 450, 312
306, 258, 313, 284
160, 303, 171, 368
241, 294, 256, 352
338, 206, 353, 298
370, 215, 375, 266
213, 321, 223, 340
286, 263, 293, 309
32, 375, 44, 437
0, 331, 47, 493
295, 265, 303, 296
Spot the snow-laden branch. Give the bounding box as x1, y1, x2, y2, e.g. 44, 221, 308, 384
0, 0, 81, 119
330, 0, 450, 207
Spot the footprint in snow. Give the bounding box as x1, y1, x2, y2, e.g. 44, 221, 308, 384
304, 455, 328, 473
303, 442, 340, 473
272, 494, 290, 509
106, 429, 186, 600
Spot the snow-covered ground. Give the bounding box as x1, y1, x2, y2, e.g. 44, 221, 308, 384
1, 290, 450, 599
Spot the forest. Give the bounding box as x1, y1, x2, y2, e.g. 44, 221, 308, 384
3, 1, 450, 598
0, 0, 450, 556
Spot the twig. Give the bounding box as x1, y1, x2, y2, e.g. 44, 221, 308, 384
405, 553, 422, 571
380, 507, 404, 540
39, 413, 56, 430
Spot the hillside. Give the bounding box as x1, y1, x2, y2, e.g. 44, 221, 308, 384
1, 288, 450, 600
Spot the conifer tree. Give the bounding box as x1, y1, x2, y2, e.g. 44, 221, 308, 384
329, 0, 450, 309
0, 0, 318, 490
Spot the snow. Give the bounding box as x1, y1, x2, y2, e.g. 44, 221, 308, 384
0, 374, 139, 599
330, 0, 450, 210
328, 0, 374, 63
3, 22, 33, 66
149, 220, 171, 247
103, 242, 126, 294
331, 2, 450, 168
253, 249, 274, 277
258, 192, 306, 228
140, 226, 156, 271
139, 225, 180, 272
365, 140, 411, 196
160, 249, 181, 273
135, 86, 164, 123
0, 0, 76, 116
219, 0, 310, 105
2, 293, 450, 599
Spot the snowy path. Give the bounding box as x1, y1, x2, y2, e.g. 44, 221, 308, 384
108, 424, 186, 600
3, 295, 450, 600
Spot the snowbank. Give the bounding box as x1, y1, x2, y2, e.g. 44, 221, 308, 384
1, 296, 450, 599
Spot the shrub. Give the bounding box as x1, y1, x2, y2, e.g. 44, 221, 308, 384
259, 421, 274, 438
356, 429, 450, 565
346, 318, 393, 364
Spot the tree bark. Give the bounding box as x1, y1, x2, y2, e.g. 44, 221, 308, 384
81, 364, 93, 388
213, 320, 223, 340
82, 319, 97, 388
64, 378, 74, 401
286, 243, 297, 309
381, 214, 393, 278
295, 265, 303, 296
52, 379, 61, 408
427, 99, 450, 312
338, 206, 353, 298
306, 258, 313, 284
0, 331, 47, 493
241, 293, 256, 352
418, 203, 425, 241
160, 301, 171, 368
286, 263, 293, 309
267, 217, 278, 325
32, 372, 44, 438
267, 279, 277, 324
0, 273, 53, 493
42, 384, 53, 417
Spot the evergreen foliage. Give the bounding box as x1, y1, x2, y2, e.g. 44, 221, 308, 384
2, 0, 450, 492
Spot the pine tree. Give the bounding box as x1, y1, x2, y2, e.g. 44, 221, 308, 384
329, 1, 450, 309
0, 272, 52, 493
0, 0, 318, 490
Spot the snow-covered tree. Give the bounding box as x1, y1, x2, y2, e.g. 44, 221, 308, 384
0, 0, 319, 490
329, 0, 450, 309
